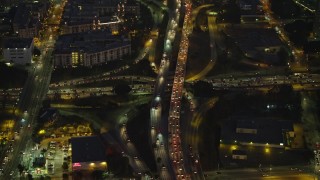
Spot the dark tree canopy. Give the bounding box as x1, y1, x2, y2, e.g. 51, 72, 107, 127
17, 164, 24, 175
284, 20, 312, 47
33, 47, 41, 56
270, 0, 301, 18
218, 2, 241, 23
62, 162, 68, 170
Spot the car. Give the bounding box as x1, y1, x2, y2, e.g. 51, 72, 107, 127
9, 171, 14, 176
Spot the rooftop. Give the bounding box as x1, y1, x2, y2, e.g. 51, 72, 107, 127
54, 30, 130, 54
225, 27, 282, 50
304, 40, 320, 54
238, 0, 264, 15
3, 38, 33, 48
13, 4, 31, 28
221, 117, 293, 145
224, 26, 283, 64
71, 136, 107, 163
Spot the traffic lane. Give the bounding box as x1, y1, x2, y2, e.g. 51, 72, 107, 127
205, 168, 314, 180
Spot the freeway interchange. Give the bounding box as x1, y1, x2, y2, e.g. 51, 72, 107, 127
3, 0, 320, 179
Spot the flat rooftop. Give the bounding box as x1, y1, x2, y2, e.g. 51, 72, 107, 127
225, 27, 282, 50
221, 117, 293, 145
71, 136, 107, 163
224, 26, 283, 64
3, 38, 33, 48
54, 30, 130, 54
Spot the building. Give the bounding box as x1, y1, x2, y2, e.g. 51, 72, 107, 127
60, 0, 140, 35
221, 117, 295, 148
53, 30, 131, 67
61, 16, 121, 34
0, 13, 13, 36
12, 2, 49, 38
313, 0, 320, 39
71, 136, 107, 171
224, 26, 284, 65
2, 38, 34, 65
232, 150, 247, 160
237, 0, 265, 23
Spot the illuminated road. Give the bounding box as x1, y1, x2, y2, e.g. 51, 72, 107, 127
5, 72, 320, 105
166, 0, 196, 179
1, 2, 65, 179
149, 0, 182, 178
47, 83, 155, 99
204, 73, 320, 90
0, 0, 65, 178
204, 166, 316, 180
186, 10, 217, 82
260, 0, 308, 72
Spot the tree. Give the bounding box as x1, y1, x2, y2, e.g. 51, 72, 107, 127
62, 162, 68, 171
17, 164, 24, 175
62, 173, 68, 180
33, 47, 41, 57
91, 170, 103, 179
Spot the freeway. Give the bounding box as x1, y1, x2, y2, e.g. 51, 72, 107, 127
190, 4, 214, 31
179, 90, 204, 180
50, 75, 155, 89
113, 109, 151, 176
148, 0, 184, 177
119, 111, 151, 176
46, 72, 320, 100
204, 73, 320, 90
204, 165, 316, 180
49, 68, 155, 88
166, 0, 194, 179
5, 72, 320, 104
186, 10, 218, 82
188, 96, 217, 160
47, 83, 156, 99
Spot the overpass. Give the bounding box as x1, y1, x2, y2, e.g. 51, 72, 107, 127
50, 75, 155, 89
203, 73, 320, 90
47, 83, 156, 100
